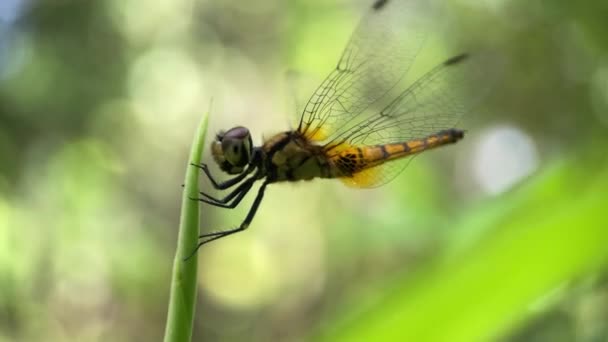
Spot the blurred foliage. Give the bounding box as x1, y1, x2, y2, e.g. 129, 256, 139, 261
320, 145, 608, 341
1, 0, 608, 341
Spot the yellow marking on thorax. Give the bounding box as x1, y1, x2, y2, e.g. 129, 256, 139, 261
263, 131, 326, 182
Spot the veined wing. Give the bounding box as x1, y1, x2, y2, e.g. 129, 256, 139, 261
327, 53, 493, 188
297, 0, 432, 142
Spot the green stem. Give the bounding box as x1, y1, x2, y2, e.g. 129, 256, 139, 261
163, 111, 209, 342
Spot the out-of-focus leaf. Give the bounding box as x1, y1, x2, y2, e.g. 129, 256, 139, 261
318, 143, 608, 342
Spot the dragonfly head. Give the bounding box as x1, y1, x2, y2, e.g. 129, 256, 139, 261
211, 126, 253, 174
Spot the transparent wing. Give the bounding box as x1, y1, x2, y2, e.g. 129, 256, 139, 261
329, 54, 475, 148
332, 53, 496, 188
296, 0, 432, 141
340, 154, 420, 188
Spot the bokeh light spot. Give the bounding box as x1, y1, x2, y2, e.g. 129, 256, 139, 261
473, 126, 539, 195
128, 47, 203, 126
200, 238, 279, 310
107, 0, 192, 43
0, 0, 28, 24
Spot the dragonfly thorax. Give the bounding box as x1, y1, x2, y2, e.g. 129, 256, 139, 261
212, 126, 254, 174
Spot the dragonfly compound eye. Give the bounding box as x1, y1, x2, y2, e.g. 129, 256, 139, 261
219, 126, 252, 170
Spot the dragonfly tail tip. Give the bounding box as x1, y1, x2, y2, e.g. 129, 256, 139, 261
372, 0, 389, 11
444, 53, 470, 66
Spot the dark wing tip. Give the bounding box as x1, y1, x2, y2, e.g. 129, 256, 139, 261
453, 129, 465, 140
372, 0, 389, 10
444, 53, 470, 66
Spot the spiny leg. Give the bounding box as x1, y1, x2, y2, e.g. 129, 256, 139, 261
184, 181, 269, 260
198, 181, 268, 242
190, 162, 253, 190
191, 176, 256, 209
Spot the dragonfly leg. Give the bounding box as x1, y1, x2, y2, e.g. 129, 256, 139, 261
190, 176, 256, 209
190, 163, 253, 189
184, 181, 269, 260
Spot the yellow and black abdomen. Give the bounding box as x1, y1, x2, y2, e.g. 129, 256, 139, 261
331, 129, 464, 176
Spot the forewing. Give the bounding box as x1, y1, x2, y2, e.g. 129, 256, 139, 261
297, 0, 432, 141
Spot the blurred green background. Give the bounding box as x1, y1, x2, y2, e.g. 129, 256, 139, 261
1, 0, 608, 341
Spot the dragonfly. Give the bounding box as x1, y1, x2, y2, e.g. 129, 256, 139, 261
190, 0, 482, 254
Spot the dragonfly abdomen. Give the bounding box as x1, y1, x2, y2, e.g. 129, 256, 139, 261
332, 129, 464, 175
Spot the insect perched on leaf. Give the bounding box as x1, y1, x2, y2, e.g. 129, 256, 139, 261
189, 0, 485, 255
